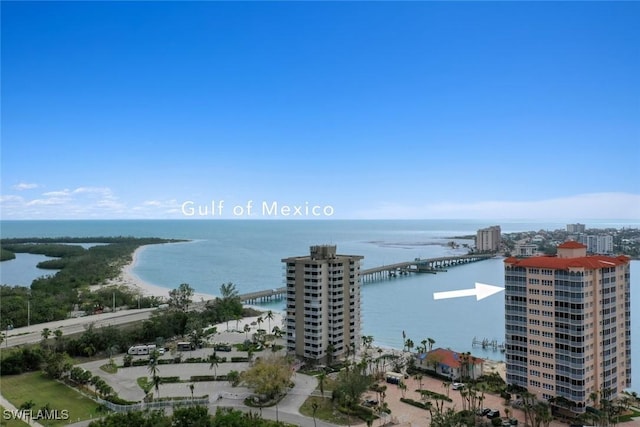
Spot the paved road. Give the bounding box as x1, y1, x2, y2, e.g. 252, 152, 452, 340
3, 308, 157, 348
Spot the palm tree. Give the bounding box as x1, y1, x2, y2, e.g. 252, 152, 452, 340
405, 338, 414, 353
312, 402, 319, 427
271, 325, 282, 339
209, 351, 220, 380
188, 383, 195, 400
53, 329, 63, 352
415, 374, 423, 391
152, 375, 161, 399
235, 314, 241, 331
420, 339, 428, 354
41, 327, 51, 350
317, 372, 326, 397
148, 350, 160, 377
399, 381, 407, 398
265, 310, 274, 331
428, 337, 435, 352
244, 323, 251, 340
326, 343, 335, 366
256, 316, 263, 331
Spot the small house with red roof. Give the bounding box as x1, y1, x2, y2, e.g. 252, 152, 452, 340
419, 348, 484, 380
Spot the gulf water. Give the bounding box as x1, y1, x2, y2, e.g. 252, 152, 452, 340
1, 219, 638, 391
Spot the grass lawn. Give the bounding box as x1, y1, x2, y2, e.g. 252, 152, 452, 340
1, 372, 101, 426
0, 405, 29, 427
299, 396, 367, 426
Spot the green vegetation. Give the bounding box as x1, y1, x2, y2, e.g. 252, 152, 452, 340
0, 237, 183, 329
1, 372, 100, 426
0, 405, 29, 427
0, 248, 16, 261
299, 396, 365, 425
87, 406, 291, 427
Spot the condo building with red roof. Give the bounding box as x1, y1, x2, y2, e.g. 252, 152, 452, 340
504, 241, 631, 412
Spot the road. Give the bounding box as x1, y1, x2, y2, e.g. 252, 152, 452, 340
3, 308, 157, 348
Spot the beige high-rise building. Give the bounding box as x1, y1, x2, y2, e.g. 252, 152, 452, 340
282, 245, 363, 363
476, 225, 501, 252
505, 241, 631, 412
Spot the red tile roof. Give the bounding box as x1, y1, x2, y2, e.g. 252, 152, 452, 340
504, 255, 629, 270
426, 348, 484, 369
557, 241, 587, 249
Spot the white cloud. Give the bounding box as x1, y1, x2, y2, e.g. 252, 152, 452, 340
12, 183, 39, 191
354, 192, 640, 220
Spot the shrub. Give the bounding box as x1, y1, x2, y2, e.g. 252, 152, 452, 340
400, 397, 431, 410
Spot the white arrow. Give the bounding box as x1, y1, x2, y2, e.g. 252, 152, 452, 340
433, 282, 504, 301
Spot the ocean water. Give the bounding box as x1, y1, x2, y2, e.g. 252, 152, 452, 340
1, 219, 639, 391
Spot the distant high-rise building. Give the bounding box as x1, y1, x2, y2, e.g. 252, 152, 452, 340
476, 225, 501, 252
504, 242, 631, 412
577, 234, 614, 255
566, 223, 586, 234
282, 245, 363, 363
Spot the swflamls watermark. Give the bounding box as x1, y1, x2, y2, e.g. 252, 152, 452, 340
3, 409, 70, 421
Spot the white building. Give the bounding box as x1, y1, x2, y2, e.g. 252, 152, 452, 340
282, 245, 363, 363
578, 234, 614, 254
476, 225, 501, 252
514, 243, 538, 257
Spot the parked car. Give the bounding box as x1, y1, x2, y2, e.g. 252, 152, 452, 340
452, 382, 465, 390
486, 410, 501, 419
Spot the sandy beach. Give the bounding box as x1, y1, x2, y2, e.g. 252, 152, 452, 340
97, 245, 218, 302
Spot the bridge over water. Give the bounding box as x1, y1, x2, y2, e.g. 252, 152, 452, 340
359, 253, 494, 282
237, 253, 495, 303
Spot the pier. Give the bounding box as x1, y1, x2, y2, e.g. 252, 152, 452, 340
239, 287, 287, 304
215, 254, 494, 305
360, 253, 494, 282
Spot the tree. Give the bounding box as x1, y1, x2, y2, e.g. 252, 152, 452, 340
209, 351, 221, 380
333, 367, 372, 411
256, 316, 264, 331
243, 323, 251, 340
172, 406, 211, 427
312, 402, 319, 427
241, 355, 293, 423
317, 372, 326, 397
227, 370, 240, 387
53, 329, 63, 352
168, 283, 194, 312
41, 327, 51, 349
399, 381, 407, 398
428, 337, 436, 352
265, 310, 274, 331
405, 338, 414, 353
152, 375, 161, 399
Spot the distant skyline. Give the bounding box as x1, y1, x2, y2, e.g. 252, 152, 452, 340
1, 1, 639, 220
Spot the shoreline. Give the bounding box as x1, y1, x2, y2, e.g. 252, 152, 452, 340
99, 244, 218, 302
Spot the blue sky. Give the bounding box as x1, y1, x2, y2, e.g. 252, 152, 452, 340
1, 1, 639, 220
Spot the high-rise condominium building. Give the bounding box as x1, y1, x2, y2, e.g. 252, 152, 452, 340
567, 223, 586, 234
578, 234, 615, 255
282, 245, 363, 363
504, 241, 631, 412
476, 225, 501, 252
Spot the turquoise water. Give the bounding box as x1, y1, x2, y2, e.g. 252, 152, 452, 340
1, 219, 638, 391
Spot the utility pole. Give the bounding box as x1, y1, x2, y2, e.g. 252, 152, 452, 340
112, 292, 115, 312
